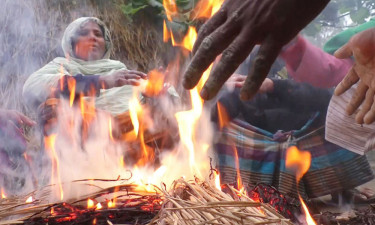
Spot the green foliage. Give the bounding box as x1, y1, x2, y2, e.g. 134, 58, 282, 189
304, 0, 375, 38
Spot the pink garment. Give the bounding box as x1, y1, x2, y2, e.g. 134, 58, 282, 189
280, 35, 353, 88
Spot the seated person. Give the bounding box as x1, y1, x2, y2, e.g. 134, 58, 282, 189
23, 17, 147, 115
212, 72, 374, 205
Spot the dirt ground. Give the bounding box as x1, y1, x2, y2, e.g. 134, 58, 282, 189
310, 151, 375, 224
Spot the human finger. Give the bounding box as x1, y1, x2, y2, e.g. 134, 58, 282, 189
240, 37, 282, 100
126, 70, 148, 79
192, 0, 230, 55
17, 113, 36, 126
364, 97, 375, 124
183, 3, 249, 90
334, 68, 359, 96
346, 81, 368, 115
334, 42, 353, 59
200, 29, 256, 100
123, 74, 142, 80
355, 89, 374, 124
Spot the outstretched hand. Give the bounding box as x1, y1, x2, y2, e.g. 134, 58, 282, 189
182, 0, 329, 100
99, 69, 147, 89
0, 109, 36, 127
334, 27, 375, 124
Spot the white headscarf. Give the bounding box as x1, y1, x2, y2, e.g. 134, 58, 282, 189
23, 17, 134, 115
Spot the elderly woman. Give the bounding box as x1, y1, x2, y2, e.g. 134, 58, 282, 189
23, 17, 146, 115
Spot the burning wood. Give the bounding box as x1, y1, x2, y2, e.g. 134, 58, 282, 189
0, 178, 292, 225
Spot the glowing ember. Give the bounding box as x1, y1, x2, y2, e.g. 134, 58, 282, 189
87, 199, 94, 208
108, 200, 114, 208
286, 146, 316, 225
96, 203, 102, 210
26, 196, 33, 203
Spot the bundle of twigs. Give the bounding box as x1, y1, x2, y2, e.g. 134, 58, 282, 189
0, 181, 162, 225
150, 178, 293, 225
0, 178, 292, 225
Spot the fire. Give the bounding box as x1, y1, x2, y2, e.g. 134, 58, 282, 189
108, 200, 114, 208
216, 102, 230, 129
191, 0, 225, 19
87, 199, 94, 208
213, 170, 221, 191
67, 77, 76, 107
163, 22, 197, 52
129, 97, 142, 136
96, 203, 102, 210
26, 196, 33, 203
286, 146, 316, 225
163, 0, 177, 21
1, 188, 6, 199
108, 118, 114, 141
44, 134, 64, 201
181, 27, 197, 52
144, 69, 165, 97
233, 146, 243, 191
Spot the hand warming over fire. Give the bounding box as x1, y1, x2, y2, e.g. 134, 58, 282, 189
182, 0, 329, 101
99, 69, 147, 89
0, 109, 36, 127
226, 74, 274, 94
334, 27, 375, 124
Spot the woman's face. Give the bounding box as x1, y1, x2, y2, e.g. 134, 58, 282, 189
73, 21, 106, 61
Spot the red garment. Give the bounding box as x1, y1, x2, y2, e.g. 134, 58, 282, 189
280, 35, 353, 88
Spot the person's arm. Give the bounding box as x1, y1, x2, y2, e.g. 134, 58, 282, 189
280, 35, 353, 88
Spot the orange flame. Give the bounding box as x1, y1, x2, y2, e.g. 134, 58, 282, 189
181, 27, 197, 52
286, 146, 316, 225
87, 199, 94, 208
108, 200, 114, 208
286, 146, 311, 182
1, 188, 6, 199
233, 146, 243, 191
67, 77, 76, 107
26, 196, 33, 203
108, 118, 114, 141
163, 0, 177, 21
44, 134, 64, 201
216, 102, 230, 129
191, 0, 225, 19
144, 69, 165, 97
129, 97, 141, 136
214, 170, 221, 191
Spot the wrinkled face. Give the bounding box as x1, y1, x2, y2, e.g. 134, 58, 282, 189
73, 21, 106, 61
